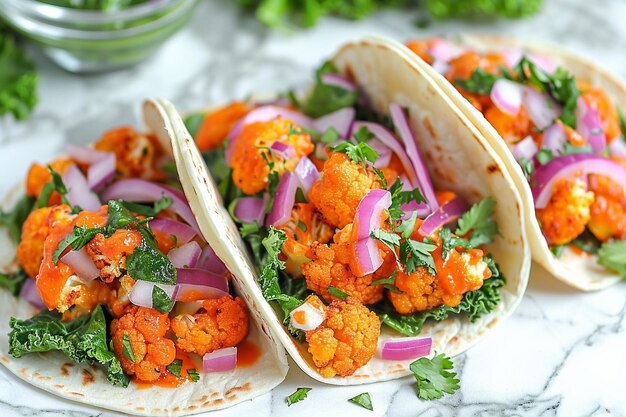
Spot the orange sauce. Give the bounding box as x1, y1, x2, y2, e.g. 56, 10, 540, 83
177, 289, 210, 303
37, 221, 75, 309
435, 246, 490, 296
132, 351, 198, 389
236, 340, 261, 368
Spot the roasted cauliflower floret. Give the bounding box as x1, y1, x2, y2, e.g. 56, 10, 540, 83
25, 159, 73, 202
536, 178, 594, 245
196, 101, 252, 151
230, 118, 314, 195
308, 153, 382, 229
305, 296, 380, 378
279, 203, 334, 277
588, 174, 626, 241
171, 295, 249, 356
111, 306, 176, 382
17, 205, 72, 278
484, 105, 534, 144
302, 225, 385, 305
85, 229, 142, 283
94, 126, 165, 181
580, 85, 621, 142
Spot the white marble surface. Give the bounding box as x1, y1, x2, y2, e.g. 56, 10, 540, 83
2, 0, 626, 416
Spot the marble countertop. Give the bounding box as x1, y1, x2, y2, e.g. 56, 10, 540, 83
1, 0, 626, 416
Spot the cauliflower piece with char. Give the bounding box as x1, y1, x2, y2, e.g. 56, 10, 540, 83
171, 295, 249, 356
536, 178, 594, 245
308, 153, 382, 229
230, 118, 314, 195
302, 224, 385, 305
306, 296, 380, 378
588, 174, 626, 241
25, 159, 73, 202
111, 306, 176, 382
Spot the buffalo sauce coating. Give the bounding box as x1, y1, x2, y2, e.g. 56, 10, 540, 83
434, 246, 491, 295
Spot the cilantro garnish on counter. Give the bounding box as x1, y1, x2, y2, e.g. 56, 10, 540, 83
287, 387, 312, 406
411, 353, 460, 400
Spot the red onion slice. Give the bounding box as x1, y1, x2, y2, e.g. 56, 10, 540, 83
175, 268, 229, 302
354, 189, 392, 241
65, 144, 108, 164
502, 48, 524, 68
576, 96, 606, 152
418, 197, 469, 237
20, 279, 45, 309
313, 107, 356, 138
528, 54, 556, 73
490, 79, 522, 116
196, 244, 228, 276
87, 152, 116, 191
522, 87, 561, 130
320, 73, 357, 92
100, 179, 200, 234
354, 238, 383, 277
531, 154, 626, 209
203, 347, 237, 373
167, 241, 202, 269
270, 141, 296, 159
352, 121, 419, 188
233, 197, 266, 226
60, 248, 100, 282
62, 164, 102, 212
149, 217, 197, 245
389, 104, 438, 213
294, 157, 320, 194
512, 135, 538, 160
431, 59, 450, 75
226, 106, 314, 163
541, 123, 567, 154
377, 337, 432, 361
429, 39, 465, 62
129, 280, 176, 309
289, 302, 325, 331
266, 172, 298, 226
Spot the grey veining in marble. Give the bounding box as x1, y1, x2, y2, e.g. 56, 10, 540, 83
1, 0, 626, 416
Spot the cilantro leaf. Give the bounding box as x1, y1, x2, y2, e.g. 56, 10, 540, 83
455, 197, 499, 246
370, 229, 401, 250
454, 68, 499, 95
329, 141, 379, 168
183, 112, 206, 138
327, 286, 349, 300
187, 368, 200, 383
536, 148, 554, 165
0, 195, 35, 242
121, 333, 136, 363
287, 387, 312, 406
598, 240, 626, 277
0, 27, 38, 120
410, 353, 460, 400
119, 196, 172, 218
353, 126, 375, 143
0, 269, 28, 296
52, 226, 108, 264
348, 392, 373, 410
300, 62, 358, 118
370, 270, 401, 293
8, 305, 129, 386
400, 239, 437, 275
126, 241, 177, 285
167, 359, 183, 377
151, 285, 174, 313
387, 177, 425, 221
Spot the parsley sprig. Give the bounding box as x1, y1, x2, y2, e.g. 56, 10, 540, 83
410, 353, 460, 400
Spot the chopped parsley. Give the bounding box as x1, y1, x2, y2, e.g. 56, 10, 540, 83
187, 368, 200, 383
327, 286, 349, 300
287, 387, 312, 406
387, 177, 425, 221
348, 392, 373, 410
151, 285, 174, 313
121, 333, 136, 363
370, 270, 402, 293
410, 353, 460, 400
36, 165, 80, 212
455, 197, 499, 247
329, 141, 379, 168
167, 359, 183, 377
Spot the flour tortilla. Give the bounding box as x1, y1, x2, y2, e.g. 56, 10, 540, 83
0, 100, 289, 416
405, 33, 625, 290
166, 36, 530, 385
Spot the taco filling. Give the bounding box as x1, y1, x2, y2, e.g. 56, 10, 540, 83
189, 62, 507, 379
1, 126, 256, 387
406, 38, 626, 277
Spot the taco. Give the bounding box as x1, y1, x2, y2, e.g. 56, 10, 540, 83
0, 99, 288, 416
404, 34, 626, 290
164, 36, 530, 387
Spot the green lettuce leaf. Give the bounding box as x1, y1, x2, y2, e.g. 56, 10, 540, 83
8, 305, 129, 387
0, 27, 37, 120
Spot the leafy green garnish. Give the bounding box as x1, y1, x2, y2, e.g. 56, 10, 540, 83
187, 368, 200, 383
36, 166, 80, 212
167, 359, 183, 377
598, 240, 626, 277
151, 285, 174, 313
126, 241, 177, 285
8, 305, 129, 386
327, 286, 349, 300
0, 27, 38, 120
0, 195, 35, 242
518, 157, 535, 180
387, 177, 425, 221
329, 141, 379, 168
121, 333, 136, 363
119, 196, 172, 218
536, 148, 554, 165
0, 269, 28, 296
410, 353, 460, 400
370, 270, 401, 293
348, 392, 373, 410
454, 68, 500, 95
287, 387, 312, 406
570, 230, 601, 255
455, 197, 499, 247
52, 226, 107, 264
299, 62, 358, 118
183, 112, 206, 138
401, 239, 437, 275
353, 126, 375, 143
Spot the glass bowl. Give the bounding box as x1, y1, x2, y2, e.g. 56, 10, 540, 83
0, 0, 199, 73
